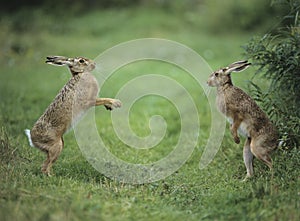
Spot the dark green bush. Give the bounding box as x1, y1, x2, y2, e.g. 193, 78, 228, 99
244, 0, 300, 148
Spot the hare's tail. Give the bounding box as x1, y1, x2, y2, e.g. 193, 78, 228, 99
24, 129, 35, 147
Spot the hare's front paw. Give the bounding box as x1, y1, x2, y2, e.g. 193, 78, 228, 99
233, 136, 240, 144
105, 99, 122, 111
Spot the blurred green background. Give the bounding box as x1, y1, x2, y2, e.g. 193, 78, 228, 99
0, 1, 299, 221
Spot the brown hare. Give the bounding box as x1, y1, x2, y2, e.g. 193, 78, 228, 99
207, 60, 279, 180
25, 56, 122, 175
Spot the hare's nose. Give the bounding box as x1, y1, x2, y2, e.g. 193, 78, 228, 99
207, 80, 212, 86
91, 63, 96, 68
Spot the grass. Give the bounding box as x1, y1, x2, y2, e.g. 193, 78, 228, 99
0, 6, 299, 221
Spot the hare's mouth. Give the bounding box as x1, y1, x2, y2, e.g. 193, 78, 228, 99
207, 80, 214, 87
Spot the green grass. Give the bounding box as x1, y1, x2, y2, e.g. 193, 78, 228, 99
0, 6, 299, 221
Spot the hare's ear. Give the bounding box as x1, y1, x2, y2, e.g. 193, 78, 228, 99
228, 60, 249, 67
45, 56, 72, 66
225, 60, 251, 74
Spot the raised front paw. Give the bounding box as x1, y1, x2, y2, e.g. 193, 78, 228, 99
105, 99, 122, 111
233, 136, 240, 144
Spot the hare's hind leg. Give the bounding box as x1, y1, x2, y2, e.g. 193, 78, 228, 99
95, 98, 122, 110
41, 138, 64, 176
243, 137, 253, 181
250, 138, 273, 174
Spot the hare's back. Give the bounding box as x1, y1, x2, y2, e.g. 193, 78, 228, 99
229, 86, 265, 117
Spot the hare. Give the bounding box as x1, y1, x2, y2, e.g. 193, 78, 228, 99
207, 60, 278, 180
25, 56, 122, 175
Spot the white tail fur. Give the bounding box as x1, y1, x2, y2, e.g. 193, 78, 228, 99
24, 129, 35, 147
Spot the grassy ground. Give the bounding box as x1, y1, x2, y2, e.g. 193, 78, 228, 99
0, 6, 299, 221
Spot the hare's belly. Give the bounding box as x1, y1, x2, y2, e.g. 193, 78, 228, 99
227, 117, 250, 138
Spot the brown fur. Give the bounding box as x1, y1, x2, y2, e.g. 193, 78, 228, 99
207, 60, 278, 180
27, 56, 122, 175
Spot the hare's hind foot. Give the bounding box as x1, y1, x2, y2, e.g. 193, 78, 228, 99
241, 174, 253, 182
41, 138, 64, 176
41, 154, 52, 176
243, 138, 254, 180
41, 166, 52, 176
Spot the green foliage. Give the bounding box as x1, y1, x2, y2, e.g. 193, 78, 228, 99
0, 127, 18, 165
0, 4, 299, 221
244, 0, 300, 148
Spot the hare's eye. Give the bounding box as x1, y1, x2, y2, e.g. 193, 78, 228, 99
214, 72, 219, 77
79, 59, 85, 64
